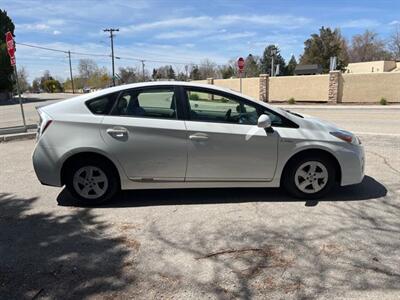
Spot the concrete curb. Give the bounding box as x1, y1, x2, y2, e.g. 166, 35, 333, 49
0, 132, 36, 143
274, 104, 400, 110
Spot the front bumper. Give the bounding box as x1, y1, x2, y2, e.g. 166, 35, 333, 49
338, 143, 365, 186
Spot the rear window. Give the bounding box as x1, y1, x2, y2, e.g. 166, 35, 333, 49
86, 92, 118, 115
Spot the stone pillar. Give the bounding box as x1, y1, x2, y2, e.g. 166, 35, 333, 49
328, 71, 341, 103
259, 74, 269, 102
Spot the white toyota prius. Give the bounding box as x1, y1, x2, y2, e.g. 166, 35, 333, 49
33, 82, 365, 205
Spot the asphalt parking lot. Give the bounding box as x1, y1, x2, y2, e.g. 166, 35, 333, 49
1, 107, 400, 299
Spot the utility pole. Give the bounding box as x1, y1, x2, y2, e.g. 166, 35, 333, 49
67, 51, 75, 93
103, 28, 119, 86
141, 60, 145, 81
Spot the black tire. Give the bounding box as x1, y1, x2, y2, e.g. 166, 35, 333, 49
282, 154, 336, 199
65, 157, 119, 206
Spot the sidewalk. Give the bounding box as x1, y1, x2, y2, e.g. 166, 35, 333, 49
273, 103, 400, 110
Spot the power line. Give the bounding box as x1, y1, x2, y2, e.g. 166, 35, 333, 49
15, 42, 216, 66
16, 42, 68, 53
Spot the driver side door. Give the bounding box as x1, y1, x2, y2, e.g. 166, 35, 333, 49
184, 88, 279, 181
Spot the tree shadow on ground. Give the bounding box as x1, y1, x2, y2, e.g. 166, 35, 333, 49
58, 175, 386, 208
0, 193, 136, 299
142, 181, 399, 299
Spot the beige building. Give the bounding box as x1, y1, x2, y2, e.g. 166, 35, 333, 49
346, 60, 400, 73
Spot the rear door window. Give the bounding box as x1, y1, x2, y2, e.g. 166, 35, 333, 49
86, 92, 118, 115
111, 87, 177, 120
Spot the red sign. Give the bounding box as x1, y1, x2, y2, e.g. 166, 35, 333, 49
237, 57, 245, 72
5, 31, 16, 66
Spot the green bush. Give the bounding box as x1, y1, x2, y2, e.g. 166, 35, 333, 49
380, 97, 387, 105
288, 97, 296, 104
189, 93, 200, 100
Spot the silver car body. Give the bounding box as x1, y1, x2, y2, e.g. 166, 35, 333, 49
33, 82, 365, 190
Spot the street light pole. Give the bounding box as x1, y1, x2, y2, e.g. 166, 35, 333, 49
103, 28, 119, 86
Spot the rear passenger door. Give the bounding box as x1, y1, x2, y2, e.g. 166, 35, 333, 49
100, 86, 188, 181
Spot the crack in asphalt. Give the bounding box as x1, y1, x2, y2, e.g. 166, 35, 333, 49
366, 150, 400, 176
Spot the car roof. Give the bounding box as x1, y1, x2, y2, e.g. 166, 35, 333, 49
39, 81, 289, 119
78, 81, 251, 101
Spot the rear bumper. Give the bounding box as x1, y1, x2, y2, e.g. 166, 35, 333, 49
32, 143, 63, 187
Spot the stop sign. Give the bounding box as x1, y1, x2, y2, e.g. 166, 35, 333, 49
5, 31, 16, 66
237, 57, 245, 72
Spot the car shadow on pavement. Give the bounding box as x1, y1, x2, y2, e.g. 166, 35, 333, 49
57, 175, 387, 208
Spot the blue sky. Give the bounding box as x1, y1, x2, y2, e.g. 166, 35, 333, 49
1, 0, 399, 81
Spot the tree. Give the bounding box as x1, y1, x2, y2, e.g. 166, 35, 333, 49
349, 30, 392, 62
198, 59, 218, 79
260, 45, 286, 76
286, 55, 298, 75
167, 65, 175, 80
190, 65, 201, 80
152, 65, 175, 80
219, 64, 235, 79
300, 27, 349, 72
176, 72, 188, 81
32, 78, 40, 92
244, 54, 260, 77
0, 10, 15, 92
35, 70, 63, 93
118, 67, 138, 84
389, 25, 400, 60
15, 66, 29, 92
39, 70, 54, 90
78, 59, 98, 82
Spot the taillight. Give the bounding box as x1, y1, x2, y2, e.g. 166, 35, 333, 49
42, 120, 53, 134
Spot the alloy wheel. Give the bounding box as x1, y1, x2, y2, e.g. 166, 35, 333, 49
72, 166, 109, 199
294, 161, 328, 194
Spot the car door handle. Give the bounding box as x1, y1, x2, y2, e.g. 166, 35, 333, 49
189, 133, 209, 141
106, 127, 128, 138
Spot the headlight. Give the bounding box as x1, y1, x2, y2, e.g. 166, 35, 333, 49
330, 130, 360, 145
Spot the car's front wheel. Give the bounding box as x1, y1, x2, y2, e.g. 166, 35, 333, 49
283, 155, 336, 199
65, 158, 119, 205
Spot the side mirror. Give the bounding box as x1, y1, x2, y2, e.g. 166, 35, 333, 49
257, 114, 272, 128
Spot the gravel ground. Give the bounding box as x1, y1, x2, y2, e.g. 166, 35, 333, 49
0, 109, 399, 299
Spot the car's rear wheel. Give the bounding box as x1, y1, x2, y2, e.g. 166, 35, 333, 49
65, 158, 119, 205
283, 155, 336, 199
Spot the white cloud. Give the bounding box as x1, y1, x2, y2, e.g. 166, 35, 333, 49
155, 30, 207, 39
119, 16, 213, 34
53, 30, 61, 35
341, 19, 380, 28
18, 23, 50, 31
217, 14, 312, 28
212, 32, 257, 41
119, 14, 312, 34
16, 19, 66, 33
389, 20, 400, 26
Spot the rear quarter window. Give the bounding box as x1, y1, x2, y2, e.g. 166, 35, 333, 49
86, 92, 118, 115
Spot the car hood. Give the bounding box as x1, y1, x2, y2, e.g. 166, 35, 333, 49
281, 109, 341, 132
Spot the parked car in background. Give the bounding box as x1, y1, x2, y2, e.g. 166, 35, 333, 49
32, 82, 365, 205
83, 87, 91, 93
